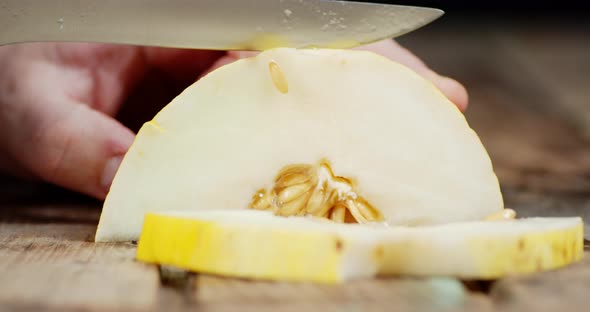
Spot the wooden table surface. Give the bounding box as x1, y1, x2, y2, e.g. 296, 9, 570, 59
1, 18, 590, 311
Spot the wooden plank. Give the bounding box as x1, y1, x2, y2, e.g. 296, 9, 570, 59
490, 252, 590, 312
187, 275, 492, 312
0, 222, 160, 312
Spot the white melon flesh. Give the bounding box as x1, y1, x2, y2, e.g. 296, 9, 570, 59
136, 210, 584, 283
96, 48, 503, 242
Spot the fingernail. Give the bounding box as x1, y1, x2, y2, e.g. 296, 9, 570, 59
101, 156, 123, 193
439, 77, 469, 111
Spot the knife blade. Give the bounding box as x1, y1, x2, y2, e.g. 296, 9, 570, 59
0, 0, 443, 50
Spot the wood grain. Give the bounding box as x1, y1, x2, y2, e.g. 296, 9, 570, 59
0, 223, 159, 312
490, 252, 590, 312
189, 275, 492, 312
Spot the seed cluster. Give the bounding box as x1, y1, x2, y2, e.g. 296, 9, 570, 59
249, 160, 384, 223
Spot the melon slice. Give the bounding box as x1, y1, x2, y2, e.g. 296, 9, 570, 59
136, 210, 584, 283
95, 48, 504, 242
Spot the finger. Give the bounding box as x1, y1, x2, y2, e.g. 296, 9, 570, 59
2, 98, 133, 200
0, 58, 134, 200
30, 104, 134, 199
21, 99, 135, 199
51, 43, 148, 116
354, 40, 469, 111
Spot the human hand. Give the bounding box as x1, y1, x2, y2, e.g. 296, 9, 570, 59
0, 40, 467, 200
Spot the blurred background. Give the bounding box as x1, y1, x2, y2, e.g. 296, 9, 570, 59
386, 0, 590, 229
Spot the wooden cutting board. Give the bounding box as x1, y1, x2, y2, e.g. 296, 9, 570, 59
0, 219, 588, 312
0, 221, 590, 311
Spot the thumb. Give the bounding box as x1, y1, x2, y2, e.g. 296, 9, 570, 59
28, 103, 134, 200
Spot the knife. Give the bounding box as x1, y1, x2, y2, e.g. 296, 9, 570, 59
0, 0, 443, 50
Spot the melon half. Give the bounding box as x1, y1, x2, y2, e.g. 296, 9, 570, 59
95, 48, 504, 242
